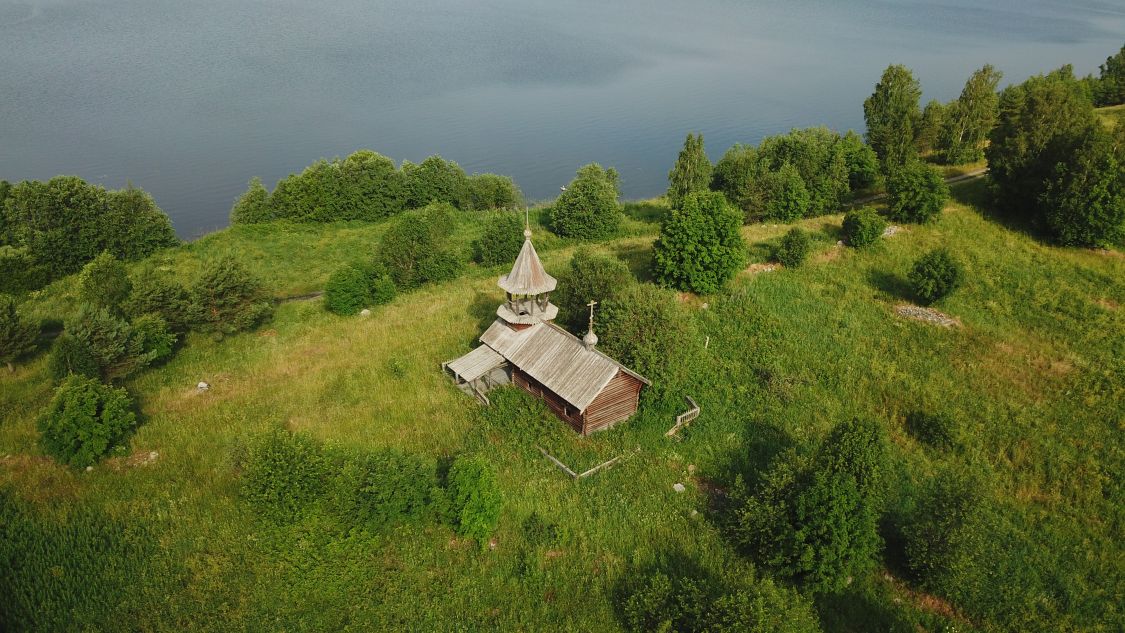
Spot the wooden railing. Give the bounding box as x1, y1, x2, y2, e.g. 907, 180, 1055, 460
666, 396, 700, 439
536, 446, 636, 481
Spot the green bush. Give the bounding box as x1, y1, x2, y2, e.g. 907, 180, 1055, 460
886, 160, 949, 224
774, 228, 811, 268
908, 249, 963, 304
77, 252, 132, 313
241, 428, 328, 521
3, 177, 177, 284
403, 155, 470, 209
550, 163, 622, 240
599, 283, 701, 381
446, 455, 503, 546
839, 130, 879, 191
0, 294, 37, 372
653, 190, 746, 294
473, 211, 524, 267
666, 132, 713, 210
906, 411, 960, 450
324, 264, 371, 315
66, 306, 155, 381
122, 268, 191, 333
467, 173, 520, 211
553, 248, 634, 331
329, 448, 438, 530
229, 177, 273, 224
904, 471, 988, 595
0, 246, 50, 294
47, 334, 100, 382
187, 257, 273, 335
377, 204, 461, 289
129, 314, 176, 365
842, 207, 886, 248
37, 375, 137, 468
762, 163, 811, 221
1039, 126, 1125, 247
369, 275, 397, 306
755, 128, 852, 217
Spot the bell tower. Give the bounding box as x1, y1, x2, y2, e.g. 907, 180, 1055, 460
497, 214, 558, 329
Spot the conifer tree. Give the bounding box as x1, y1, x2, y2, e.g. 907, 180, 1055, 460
0, 294, 37, 372
864, 65, 922, 174
666, 133, 712, 209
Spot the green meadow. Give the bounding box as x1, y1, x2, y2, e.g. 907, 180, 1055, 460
2, 175, 1123, 631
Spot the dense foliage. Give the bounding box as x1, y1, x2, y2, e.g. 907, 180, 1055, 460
621, 569, 821, 633
667, 133, 713, 209
937, 65, 1003, 164
47, 334, 99, 382
914, 100, 946, 155
329, 448, 438, 530
187, 257, 274, 335
1, 177, 177, 285
473, 211, 524, 267
711, 128, 873, 221
230, 150, 518, 224
732, 419, 888, 594
553, 248, 634, 331
77, 252, 132, 314
446, 455, 503, 546
863, 64, 922, 173
377, 204, 463, 289
598, 283, 700, 382
241, 427, 329, 522
841, 207, 886, 248
0, 294, 37, 372
66, 306, 173, 381
324, 264, 373, 316
774, 228, 811, 268
550, 163, 622, 240
903, 471, 987, 598
122, 268, 191, 333
1090, 43, 1125, 106
886, 160, 949, 224
37, 375, 137, 468
653, 191, 746, 294
1038, 125, 1125, 247
908, 249, 964, 304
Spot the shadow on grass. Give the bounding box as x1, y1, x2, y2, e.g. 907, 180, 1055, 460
748, 240, 777, 264
815, 583, 916, 633
867, 269, 914, 303
951, 178, 1047, 241
610, 548, 722, 630
622, 201, 668, 225
612, 242, 655, 283
466, 290, 498, 343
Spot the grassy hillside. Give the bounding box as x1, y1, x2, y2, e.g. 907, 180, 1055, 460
2, 182, 1122, 632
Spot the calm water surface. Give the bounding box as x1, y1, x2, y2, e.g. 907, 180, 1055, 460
2, 0, 1123, 237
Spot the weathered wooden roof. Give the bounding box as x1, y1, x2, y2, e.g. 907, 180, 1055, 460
480, 320, 650, 411
445, 344, 505, 382
498, 235, 557, 295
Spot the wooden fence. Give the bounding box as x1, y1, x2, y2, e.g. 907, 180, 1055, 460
665, 396, 700, 439
536, 446, 635, 481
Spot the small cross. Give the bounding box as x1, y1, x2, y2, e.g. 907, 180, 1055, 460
586, 300, 598, 327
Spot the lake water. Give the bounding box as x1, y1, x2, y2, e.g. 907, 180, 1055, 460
2, 0, 1122, 238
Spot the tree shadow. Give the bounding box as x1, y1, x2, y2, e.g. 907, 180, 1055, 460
867, 269, 914, 303
622, 201, 668, 225
611, 242, 655, 283
610, 548, 723, 629
950, 178, 1046, 239
466, 290, 499, 343
748, 240, 777, 264
815, 584, 916, 633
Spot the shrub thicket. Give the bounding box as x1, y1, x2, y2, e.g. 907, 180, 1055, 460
446, 455, 503, 546
66, 306, 166, 382
762, 163, 810, 222
1039, 126, 1125, 247
653, 191, 746, 294
774, 228, 811, 268
37, 375, 137, 468
329, 448, 438, 530
710, 144, 763, 218
241, 428, 329, 521
122, 268, 191, 333
839, 130, 880, 191
756, 128, 851, 217
0, 246, 50, 294
554, 248, 634, 331
550, 164, 622, 240
187, 257, 273, 336
886, 161, 949, 224
2, 177, 177, 285
473, 211, 524, 267
129, 314, 177, 365
403, 155, 469, 209
466, 173, 521, 211
904, 471, 988, 596
47, 334, 100, 382
77, 252, 132, 314
324, 264, 372, 315
842, 207, 886, 248
905, 410, 960, 450
733, 419, 888, 594
0, 294, 37, 372
229, 177, 273, 224
377, 204, 462, 290
599, 283, 700, 382
908, 249, 963, 304
666, 133, 713, 209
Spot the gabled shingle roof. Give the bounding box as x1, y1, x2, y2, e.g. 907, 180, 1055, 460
479, 320, 649, 411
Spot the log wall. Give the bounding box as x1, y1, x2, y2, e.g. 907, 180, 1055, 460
581, 371, 644, 434
513, 369, 584, 432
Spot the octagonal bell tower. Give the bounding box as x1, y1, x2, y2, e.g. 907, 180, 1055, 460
497, 224, 557, 329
